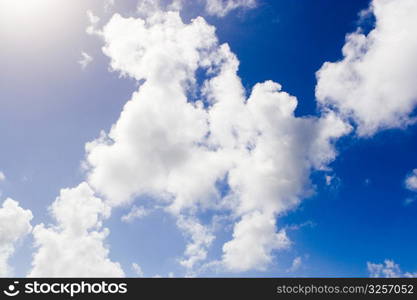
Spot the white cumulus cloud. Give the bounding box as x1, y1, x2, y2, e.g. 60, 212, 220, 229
28, 182, 124, 277
0, 198, 33, 276
222, 211, 290, 272
82, 6, 351, 274
316, 0, 417, 136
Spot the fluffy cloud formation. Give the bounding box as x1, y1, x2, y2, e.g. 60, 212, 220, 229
316, 0, 417, 136
222, 211, 290, 272
204, 0, 256, 17
0, 171, 5, 182
368, 260, 417, 278
85, 11, 220, 208
28, 182, 124, 277
0, 199, 32, 276
83, 7, 350, 273
405, 169, 417, 192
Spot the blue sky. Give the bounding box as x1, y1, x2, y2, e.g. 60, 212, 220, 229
0, 0, 417, 278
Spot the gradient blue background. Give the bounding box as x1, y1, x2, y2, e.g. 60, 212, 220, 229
1, 0, 415, 277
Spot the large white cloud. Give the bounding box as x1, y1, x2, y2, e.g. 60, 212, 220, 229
83, 7, 351, 273
28, 182, 124, 277
202, 47, 350, 271
85, 12, 220, 209
0, 198, 32, 276
316, 0, 417, 136
19, 0, 416, 276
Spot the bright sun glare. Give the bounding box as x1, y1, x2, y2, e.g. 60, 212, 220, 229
0, 0, 57, 18
0, 0, 80, 43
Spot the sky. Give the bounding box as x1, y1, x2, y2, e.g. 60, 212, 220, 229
0, 0, 417, 278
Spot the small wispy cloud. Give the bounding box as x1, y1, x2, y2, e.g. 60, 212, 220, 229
367, 259, 417, 278
132, 263, 144, 277
86, 10, 100, 35
404, 197, 415, 206
205, 0, 257, 17
405, 169, 417, 192
286, 256, 302, 273
78, 52, 93, 70
121, 205, 150, 223
0, 171, 5, 182
104, 0, 115, 12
